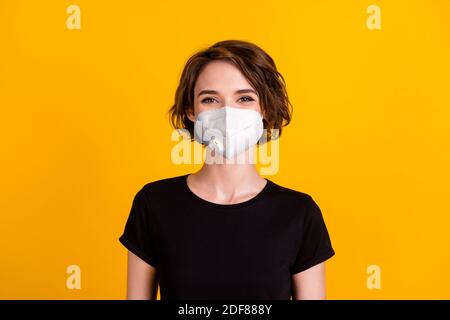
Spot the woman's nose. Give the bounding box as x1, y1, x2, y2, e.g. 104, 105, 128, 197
221, 98, 237, 108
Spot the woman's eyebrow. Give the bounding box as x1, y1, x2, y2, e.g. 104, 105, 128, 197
197, 89, 257, 97
235, 89, 258, 95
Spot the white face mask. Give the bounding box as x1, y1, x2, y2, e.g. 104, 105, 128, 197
193, 106, 264, 159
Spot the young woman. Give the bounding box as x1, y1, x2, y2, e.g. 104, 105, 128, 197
119, 40, 335, 300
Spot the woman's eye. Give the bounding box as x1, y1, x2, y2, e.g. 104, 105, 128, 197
201, 97, 217, 104
239, 96, 255, 103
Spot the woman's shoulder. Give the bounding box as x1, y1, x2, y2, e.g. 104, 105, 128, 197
267, 180, 326, 223
268, 179, 315, 204
139, 174, 187, 195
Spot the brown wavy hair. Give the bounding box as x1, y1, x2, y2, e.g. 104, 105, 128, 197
167, 39, 293, 143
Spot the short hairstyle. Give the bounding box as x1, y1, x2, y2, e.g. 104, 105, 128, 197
168, 39, 293, 143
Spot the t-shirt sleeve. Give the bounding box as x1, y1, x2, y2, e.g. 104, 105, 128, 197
290, 195, 335, 274
118, 186, 158, 268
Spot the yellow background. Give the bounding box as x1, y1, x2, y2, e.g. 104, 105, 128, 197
1, 0, 449, 299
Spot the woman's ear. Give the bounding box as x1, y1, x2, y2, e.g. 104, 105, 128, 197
186, 107, 196, 122
261, 107, 266, 120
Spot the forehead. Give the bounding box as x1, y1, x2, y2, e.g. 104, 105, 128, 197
194, 60, 253, 94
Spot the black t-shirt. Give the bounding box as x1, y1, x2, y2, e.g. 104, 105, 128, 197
119, 173, 335, 300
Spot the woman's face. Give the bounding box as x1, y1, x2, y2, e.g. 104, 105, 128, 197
187, 60, 265, 122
